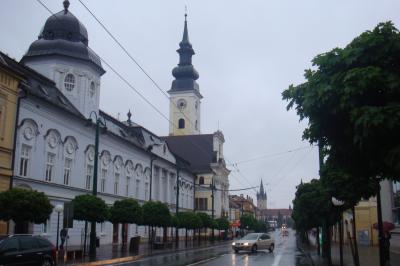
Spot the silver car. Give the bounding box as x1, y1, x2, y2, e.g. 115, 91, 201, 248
232, 233, 275, 253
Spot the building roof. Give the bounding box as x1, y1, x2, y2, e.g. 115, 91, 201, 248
21, 1, 104, 74
162, 134, 214, 173
0, 51, 83, 117
260, 208, 293, 217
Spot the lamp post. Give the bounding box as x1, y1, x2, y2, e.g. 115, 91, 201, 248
332, 197, 345, 266
87, 111, 106, 259
55, 204, 64, 251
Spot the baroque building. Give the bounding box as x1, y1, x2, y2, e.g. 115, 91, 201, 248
0, 53, 22, 234
164, 15, 230, 218
5, 1, 195, 246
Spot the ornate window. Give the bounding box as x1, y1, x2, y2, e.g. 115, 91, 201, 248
114, 173, 120, 195
100, 169, 107, 193
136, 179, 140, 199
178, 118, 185, 129
63, 158, 72, 185
126, 176, 130, 197
64, 74, 75, 92
19, 144, 31, 177
145, 182, 149, 201
45, 153, 55, 182
86, 165, 93, 190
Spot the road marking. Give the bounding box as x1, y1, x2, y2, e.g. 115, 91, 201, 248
271, 254, 283, 266
186, 255, 221, 266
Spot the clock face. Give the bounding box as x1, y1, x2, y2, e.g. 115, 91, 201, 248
177, 99, 187, 110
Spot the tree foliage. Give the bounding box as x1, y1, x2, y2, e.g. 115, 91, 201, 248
109, 198, 142, 224
0, 188, 53, 224
215, 217, 230, 231
240, 214, 256, 230
196, 212, 213, 229
142, 201, 171, 227
71, 194, 108, 223
282, 21, 400, 203
177, 212, 203, 230
292, 179, 339, 232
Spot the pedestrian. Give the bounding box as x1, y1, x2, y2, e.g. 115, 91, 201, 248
60, 228, 68, 250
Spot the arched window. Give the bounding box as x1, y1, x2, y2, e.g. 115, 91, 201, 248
199, 176, 204, 185
64, 74, 75, 92
178, 118, 185, 129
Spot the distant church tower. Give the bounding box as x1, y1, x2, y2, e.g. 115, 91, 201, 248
168, 14, 202, 136
257, 179, 267, 210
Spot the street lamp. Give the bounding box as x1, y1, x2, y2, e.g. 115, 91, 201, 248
55, 204, 64, 251
87, 111, 107, 259
332, 197, 345, 266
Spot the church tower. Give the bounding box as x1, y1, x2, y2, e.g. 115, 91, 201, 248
168, 14, 202, 136
257, 179, 267, 210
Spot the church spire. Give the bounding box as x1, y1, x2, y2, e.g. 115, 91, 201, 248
169, 13, 201, 94
259, 179, 265, 195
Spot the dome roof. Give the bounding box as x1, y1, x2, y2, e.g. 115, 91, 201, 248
39, 10, 89, 45
21, 2, 104, 74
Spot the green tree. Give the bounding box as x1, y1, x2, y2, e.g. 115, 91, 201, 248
196, 212, 213, 241
0, 188, 53, 232
142, 201, 171, 244
240, 214, 256, 231
177, 212, 202, 245
215, 217, 230, 239
109, 199, 142, 247
71, 194, 108, 252
282, 21, 400, 201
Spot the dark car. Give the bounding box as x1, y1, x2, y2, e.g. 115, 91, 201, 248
0, 235, 56, 266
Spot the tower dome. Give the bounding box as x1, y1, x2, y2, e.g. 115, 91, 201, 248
21, 0, 104, 74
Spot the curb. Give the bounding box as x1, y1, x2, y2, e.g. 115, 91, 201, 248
72, 241, 231, 266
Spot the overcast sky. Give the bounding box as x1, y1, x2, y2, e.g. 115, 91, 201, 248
1, 0, 399, 209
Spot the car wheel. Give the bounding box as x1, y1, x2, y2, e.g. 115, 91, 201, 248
251, 244, 257, 253
41, 258, 52, 266
269, 244, 274, 253
234, 249, 239, 253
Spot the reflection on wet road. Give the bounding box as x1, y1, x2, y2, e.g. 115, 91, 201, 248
114, 229, 310, 266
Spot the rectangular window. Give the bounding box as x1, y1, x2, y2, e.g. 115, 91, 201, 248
100, 169, 107, 193
145, 182, 149, 201
136, 180, 140, 199
63, 158, 72, 185
19, 144, 31, 177
195, 198, 208, 211
114, 173, 120, 195
162, 170, 168, 202
42, 219, 50, 234
126, 176, 130, 197
100, 222, 105, 233
45, 153, 55, 182
154, 167, 160, 200
86, 165, 93, 190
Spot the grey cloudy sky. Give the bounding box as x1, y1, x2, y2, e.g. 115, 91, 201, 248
1, 0, 399, 208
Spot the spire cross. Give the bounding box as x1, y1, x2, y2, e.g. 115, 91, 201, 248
185, 5, 188, 20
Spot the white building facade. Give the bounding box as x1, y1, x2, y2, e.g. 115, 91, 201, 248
9, 2, 195, 247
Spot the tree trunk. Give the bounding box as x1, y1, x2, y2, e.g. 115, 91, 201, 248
352, 206, 360, 266
185, 228, 188, 247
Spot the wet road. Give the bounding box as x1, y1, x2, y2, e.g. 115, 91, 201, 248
114, 229, 310, 266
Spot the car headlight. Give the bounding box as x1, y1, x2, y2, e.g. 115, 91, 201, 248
232, 242, 236, 246
244, 242, 249, 246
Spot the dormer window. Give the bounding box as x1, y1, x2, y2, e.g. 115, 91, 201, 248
90, 81, 95, 97
64, 74, 75, 92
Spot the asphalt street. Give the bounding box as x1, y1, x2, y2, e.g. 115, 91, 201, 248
113, 229, 310, 266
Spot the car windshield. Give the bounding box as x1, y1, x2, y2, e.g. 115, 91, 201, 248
241, 233, 259, 240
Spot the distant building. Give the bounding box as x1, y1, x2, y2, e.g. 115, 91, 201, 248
0, 53, 22, 234
262, 207, 293, 227
256, 179, 267, 210
230, 194, 256, 218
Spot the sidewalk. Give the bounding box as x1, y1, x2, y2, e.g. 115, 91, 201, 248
300, 234, 400, 266
64, 239, 231, 265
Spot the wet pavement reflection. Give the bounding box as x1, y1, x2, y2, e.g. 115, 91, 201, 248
114, 229, 311, 266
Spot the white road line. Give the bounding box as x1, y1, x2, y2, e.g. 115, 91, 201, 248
271, 253, 283, 266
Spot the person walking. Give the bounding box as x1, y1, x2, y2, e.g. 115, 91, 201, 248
60, 228, 68, 250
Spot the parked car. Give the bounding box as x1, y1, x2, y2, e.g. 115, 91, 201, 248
232, 233, 274, 253
0, 235, 56, 266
